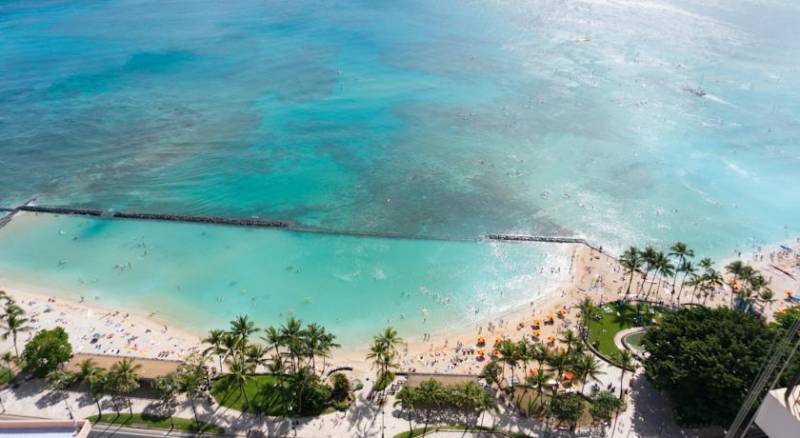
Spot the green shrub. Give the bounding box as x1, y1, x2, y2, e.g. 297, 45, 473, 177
22, 327, 72, 378
330, 372, 351, 401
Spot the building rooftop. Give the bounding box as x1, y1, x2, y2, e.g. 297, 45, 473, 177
0, 420, 90, 438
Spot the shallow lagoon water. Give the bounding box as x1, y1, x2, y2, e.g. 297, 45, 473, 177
0, 213, 570, 344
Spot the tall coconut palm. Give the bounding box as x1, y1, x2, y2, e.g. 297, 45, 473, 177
669, 242, 694, 294
528, 368, 552, 405
1, 304, 30, 357
559, 330, 580, 356
699, 257, 714, 273
221, 332, 242, 365
577, 298, 596, 331
1, 351, 15, 381
574, 354, 605, 393
619, 247, 643, 298
316, 332, 339, 377
368, 326, 403, 378
228, 355, 255, 407
655, 253, 675, 300
725, 261, 746, 286
280, 317, 305, 371
261, 326, 284, 361
546, 350, 570, 388
617, 351, 634, 400
202, 329, 227, 372
703, 269, 724, 306
230, 315, 259, 344
497, 339, 518, 386
675, 260, 696, 303
76, 359, 106, 419
108, 358, 141, 415
394, 385, 419, 436
669, 242, 694, 292
638, 246, 658, 297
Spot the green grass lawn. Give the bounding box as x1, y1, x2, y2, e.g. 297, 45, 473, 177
585, 301, 665, 364
0, 367, 14, 385
211, 373, 352, 417
87, 413, 224, 435
211, 374, 287, 414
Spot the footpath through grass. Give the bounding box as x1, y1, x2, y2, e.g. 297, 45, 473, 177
585, 301, 665, 363
87, 413, 224, 435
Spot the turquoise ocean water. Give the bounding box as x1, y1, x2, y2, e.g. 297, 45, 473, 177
1, 0, 799, 340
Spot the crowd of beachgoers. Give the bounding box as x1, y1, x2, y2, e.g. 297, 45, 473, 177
2, 238, 797, 379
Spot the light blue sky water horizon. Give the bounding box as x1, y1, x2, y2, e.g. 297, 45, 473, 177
1, 0, 799, 338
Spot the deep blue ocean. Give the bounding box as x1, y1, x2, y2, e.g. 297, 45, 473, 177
0, 0, 798, 341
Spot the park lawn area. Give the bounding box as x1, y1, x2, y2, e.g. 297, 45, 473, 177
585, 301, 665, 363
211, 374, 287, 414
87, 413, 224, 435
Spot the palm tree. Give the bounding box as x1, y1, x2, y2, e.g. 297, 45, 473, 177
1, 304, 30, 357
497, 339, 518, 386
546, 350, 570, 389
638, 246, 657, 296
725, 260, 745, 283
366, 326, 404, 382
619, 247, 643, 298
316, 332, 339, 377
75, 359, 106, 419
261, 326, 283, 360
528, 368, 552, 405
417, 379, 444, 435
176, 355, 206, 424
0, 351, 15, 383
675, 260, 695, 303
289, 366, 317, 416
617, 351, 634, 400
574, 354, 604, 393
703, 269, 724, 306
280, 317, 305, 371
230, 315, 259, 344
202, 329, 227, 372
657, 254, 676, 299
558, 329, 579, 356
646, 251, 674, 300
305, 323, 339, 375
577, 298, 596, 331
221, 332, 241, 365
669, 242, 694, 293
394, 386, 419, 436
245, 344, 269, 370
699, 257, 714, 272
108, 358, 141, 415
153, 373, 179, 430
228, 355, 255, 407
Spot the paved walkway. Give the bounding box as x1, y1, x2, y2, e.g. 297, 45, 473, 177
0, 368, 697, 438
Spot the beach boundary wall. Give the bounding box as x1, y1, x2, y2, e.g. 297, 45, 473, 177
0, 202, 604, 250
